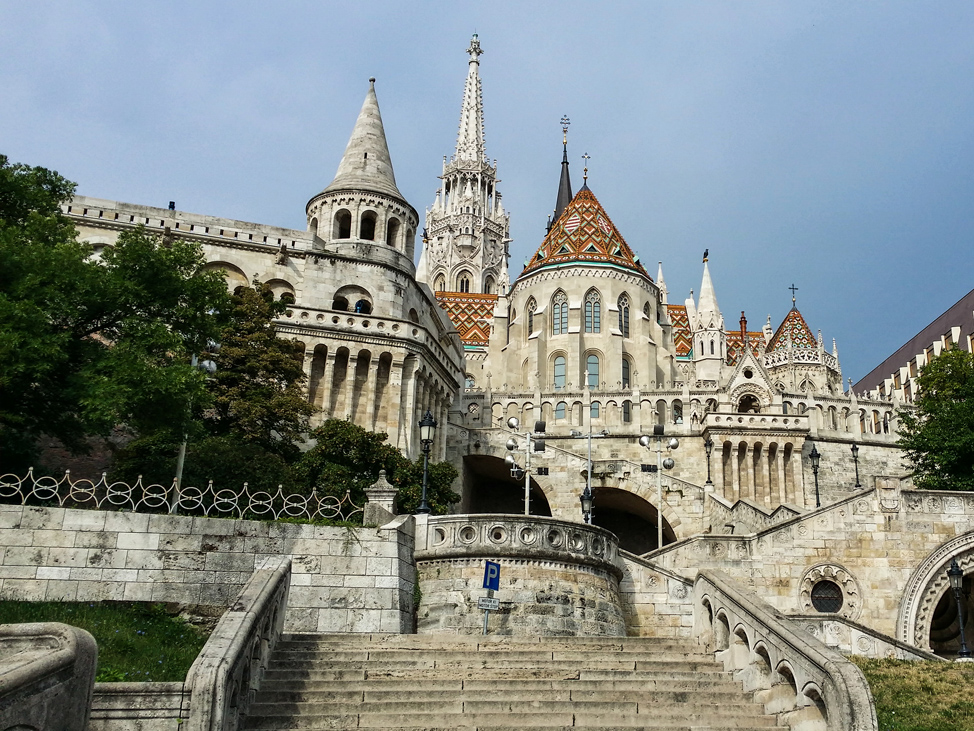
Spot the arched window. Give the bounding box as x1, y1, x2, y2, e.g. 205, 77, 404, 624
710, 339, 715, 355
585, 290, 601, 333
587, 354, 600, 389
332, 296, 349, 311
553, 356, 566, 390
309, 216, 319, 235
673, 400, 683, 424
618, 295, 630, 338
354, 299, 372, 314
643, 302, 651, 321
622, 358, 631, 388
465, 374, 476, 389
360, 211, 377, 240
622, 400, 632, 423
484, 275, 495, 294
527, 298, 537, 336
457, 271, 471, 293
552, 291, 568, 335
555, 401, 567, 420
591, 401, 601, 419
386, 218, 400, 246
434, 274, 446, 292
334, 210, 352, 239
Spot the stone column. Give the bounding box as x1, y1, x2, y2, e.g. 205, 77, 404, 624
385, 359, 405, 439
745, 444, 755, 502
731, 445, 741, 503
399, 359, 418, 455
361, 354, 380, 431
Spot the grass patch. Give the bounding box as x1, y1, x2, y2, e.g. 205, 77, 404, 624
852, 656, 974, 731
0, 601, 209, 683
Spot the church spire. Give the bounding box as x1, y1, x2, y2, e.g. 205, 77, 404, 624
550, 116, 574, 229
695, 259, 723, 329
323, 78, 403, 200
454, 34, 487, 163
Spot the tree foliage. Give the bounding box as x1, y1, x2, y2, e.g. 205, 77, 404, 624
203, 283, 314, 459
295, 419, 459, 514
0, 155, 228, 470
898, 348, 974, 491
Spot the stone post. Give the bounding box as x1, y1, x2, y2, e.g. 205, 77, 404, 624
364, 470, 399, 526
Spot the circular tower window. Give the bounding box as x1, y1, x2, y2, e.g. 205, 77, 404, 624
810, 580, 844, 613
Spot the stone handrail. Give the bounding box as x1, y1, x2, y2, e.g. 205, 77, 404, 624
0, 622, 97, 731
695, 570, 877, 731
185, 556, 291, 731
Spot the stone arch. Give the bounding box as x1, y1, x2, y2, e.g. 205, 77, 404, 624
591, 486, 681, 553
333, 285, 372, 314
456, 269, 472, 293
263, 278, 295, 302
385, 217, 400, 247
309, 216, 319, 235
897, 529, 974, 652
203, 261, 248, 291
334, 208, 352, 239
461, 453, 553, 517
359, 210, 377, 240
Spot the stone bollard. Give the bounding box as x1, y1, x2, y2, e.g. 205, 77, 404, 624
363, 469, 398, 526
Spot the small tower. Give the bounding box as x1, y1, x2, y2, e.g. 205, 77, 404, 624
306, 78, 419, 274
692, 253, 726, 382
419, 35, 511, 296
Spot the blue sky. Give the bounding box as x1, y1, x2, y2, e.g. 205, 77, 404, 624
3, 2, 973, 384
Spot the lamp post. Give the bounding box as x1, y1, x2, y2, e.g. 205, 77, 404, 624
417, 409, 437, 514
639, 426, 679, 550
704, 437, 714, 487
809, 444, 821, 509
172, 348, 219, 514
851, 443, 861, 488
571, 428, 609, 524
505, 418, 546, 516
948, 558, 972, 659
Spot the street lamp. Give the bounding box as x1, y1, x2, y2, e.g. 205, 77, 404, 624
809, 444, 821, 509
851, 443, 861, 488
172, 345, 220, 514
704, 438, 714, 487
417, 409, 437, 514
639, 426, 679, 550
505, 418, 546, 516
571, 428, 608, 524
948, 558, 972, 659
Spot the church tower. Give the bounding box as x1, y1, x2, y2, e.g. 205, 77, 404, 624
418, 35, 511, 297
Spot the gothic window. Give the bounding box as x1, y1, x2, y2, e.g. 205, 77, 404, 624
334, 210, 352, 239
484, 275, 495, 294
555, 401, 567, 420
710, 339, 715, 355
587, 354, 600, 389
622, 358, 631, 388
309, 216, 319, 235
622, 400, 632, 423
434, 275, 446, 292
457, 271, 471, 293
618, 295, 630, 338
673, 400, 683, 424
526, 298, 537, 336
585, 290, 601, 333
386, 218, 400, 246
643, 302, 651, 321
360, 211, 377, 240
553, 356, 566, 390
591, 401, 601, 419
552, 291, 568, 335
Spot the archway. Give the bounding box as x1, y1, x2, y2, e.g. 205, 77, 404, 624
591, 487, 675, 554
461, 454, 551, 517
737, 394, 761, 413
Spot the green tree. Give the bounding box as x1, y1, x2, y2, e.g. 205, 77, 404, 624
0, 156, 228, 471
203, 283, 314, 459
295, 419, 459, 514
898, 348, 974, 491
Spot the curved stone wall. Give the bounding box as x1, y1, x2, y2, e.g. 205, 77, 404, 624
416, 514, 626, 636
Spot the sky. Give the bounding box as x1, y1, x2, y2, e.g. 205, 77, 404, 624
3, 2, 973, 385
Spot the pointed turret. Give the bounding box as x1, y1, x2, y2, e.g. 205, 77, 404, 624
695, 260, 723, 330
454, 35, 487, 163
323, 79, 403, 200
657, 262, 668, 304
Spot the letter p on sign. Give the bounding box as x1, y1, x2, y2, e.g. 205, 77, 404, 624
483, 561, 500, 591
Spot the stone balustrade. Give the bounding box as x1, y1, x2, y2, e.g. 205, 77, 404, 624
695, 570, 877, 731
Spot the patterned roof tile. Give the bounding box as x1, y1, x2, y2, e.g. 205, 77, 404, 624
435, 292, 497, 347
767, 308, 816, 351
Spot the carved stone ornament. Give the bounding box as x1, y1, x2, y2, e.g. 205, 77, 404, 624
798, 563, 862, 621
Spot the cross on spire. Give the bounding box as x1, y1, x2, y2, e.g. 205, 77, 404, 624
582, 152, 590, 183
561, 115, 570, 146
789, 283, 799, 308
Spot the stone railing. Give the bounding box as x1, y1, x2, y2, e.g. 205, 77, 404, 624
790, 615, 943, 662
0, 622, 98, 731
695, 570, 877, 731
0, 469, 364, 523
417, 514, 620, 576
703, 412, 809, 432
709, 494, 802, 535
185, 556, 291, 731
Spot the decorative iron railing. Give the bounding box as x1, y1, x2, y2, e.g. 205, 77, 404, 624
0, 468, 364, 523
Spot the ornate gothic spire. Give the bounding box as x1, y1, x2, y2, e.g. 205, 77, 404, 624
551, 116, 573, 228
323, 78, 403, 200
454, 34, 487, 163
695, 260, 723, 330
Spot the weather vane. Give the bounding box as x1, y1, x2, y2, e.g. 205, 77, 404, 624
582, 153, 590, 183
561, 115, 570, 146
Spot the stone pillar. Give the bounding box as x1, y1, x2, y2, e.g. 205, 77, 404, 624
385, 359, 405, 439
362, 354, 380, 431
731, 445, 741, 503
364, 469, 398, 525
745, 444, 755, 502
776, 447, 787, 505
399, 360, 418, 455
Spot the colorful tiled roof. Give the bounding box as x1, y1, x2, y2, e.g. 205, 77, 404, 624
726, 331, 766, 365
767, 308, 816, 351
519, 187, 649, 279
667, 304, 693, 358
435, 292, 497, 347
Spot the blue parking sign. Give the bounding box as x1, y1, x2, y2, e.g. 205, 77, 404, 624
483, 561, 500, 591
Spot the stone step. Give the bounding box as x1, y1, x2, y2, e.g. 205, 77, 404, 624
241, 710, 776, 729
278, 636, 698, 652
256, 677, 747, 693
262, 667, 731, 683
272, 648, 711, 663
267, 657, 724, 673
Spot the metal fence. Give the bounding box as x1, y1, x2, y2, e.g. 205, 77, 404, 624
0, 468, 364, 523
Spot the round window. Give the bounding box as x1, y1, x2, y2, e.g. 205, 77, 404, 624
810, 580, 844, 613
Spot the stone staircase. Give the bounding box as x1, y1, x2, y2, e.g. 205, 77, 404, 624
241, 633, 779, 730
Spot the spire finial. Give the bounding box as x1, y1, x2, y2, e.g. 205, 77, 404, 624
561, 115, 570, 147
582, 152, 590, 183
788, 283, 799, 308
467, 34, 482, 64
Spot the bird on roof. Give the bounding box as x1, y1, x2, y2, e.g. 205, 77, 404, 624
703, 248, 709, 263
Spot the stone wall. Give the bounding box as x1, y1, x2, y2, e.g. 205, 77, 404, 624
0, 506, 415, 633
